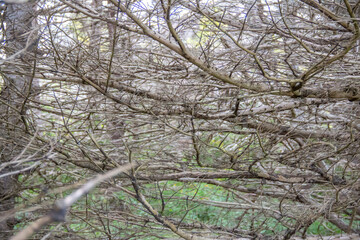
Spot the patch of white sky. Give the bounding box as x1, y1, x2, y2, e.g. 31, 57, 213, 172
133, 0, 281, 26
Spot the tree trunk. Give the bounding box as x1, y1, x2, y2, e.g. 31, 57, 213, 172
0, 2, 37, 238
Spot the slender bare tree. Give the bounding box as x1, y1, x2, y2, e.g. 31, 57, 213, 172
0, 1, 39, 238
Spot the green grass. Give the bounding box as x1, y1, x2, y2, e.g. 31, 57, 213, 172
15, 176, 360, 239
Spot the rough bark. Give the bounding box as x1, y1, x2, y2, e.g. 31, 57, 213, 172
0, 2, 37, 237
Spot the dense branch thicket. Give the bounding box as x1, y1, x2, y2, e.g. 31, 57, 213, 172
1, 0, 360, 239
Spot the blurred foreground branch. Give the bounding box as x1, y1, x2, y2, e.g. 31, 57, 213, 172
10, 163, 134, 240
